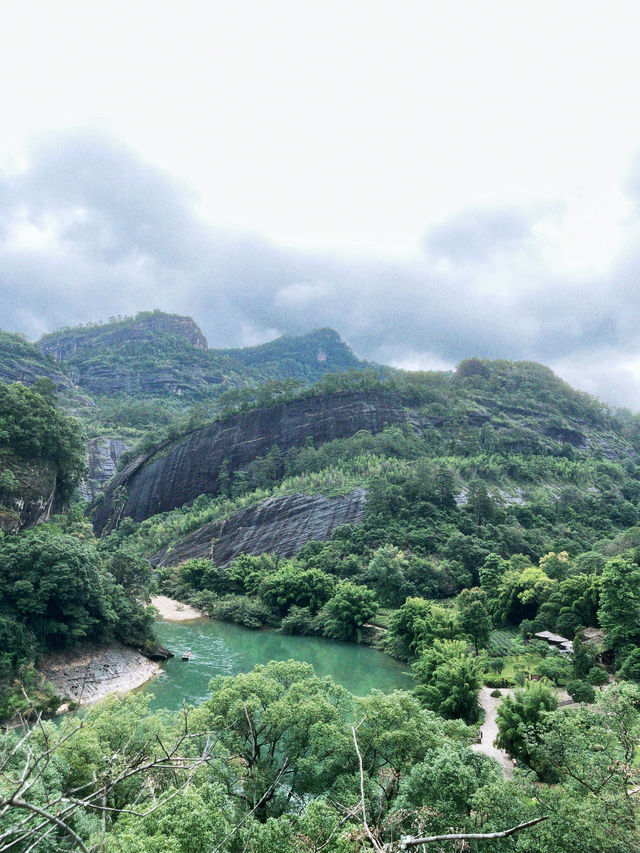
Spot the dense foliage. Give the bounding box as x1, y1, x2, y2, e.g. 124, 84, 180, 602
1, 674, 638, 851
3, 319, 640, 849
0, 380, 86, 499
0, 513, 156, 720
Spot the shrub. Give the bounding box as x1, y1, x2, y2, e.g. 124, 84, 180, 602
566, 679, 596, 704
586, 665, 609, 686
208, 595, 275, 629
618, 647, 640, 682
280, 606, 318, 636
490, 688, 502, 698
483, 672, 516, 689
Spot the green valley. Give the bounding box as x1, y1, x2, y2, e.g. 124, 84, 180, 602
1, 314, 640, 851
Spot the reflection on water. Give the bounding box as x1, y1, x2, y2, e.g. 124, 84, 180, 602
140, 619, 412, 711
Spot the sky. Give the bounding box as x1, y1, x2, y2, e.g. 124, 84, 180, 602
2, 1, 640, 407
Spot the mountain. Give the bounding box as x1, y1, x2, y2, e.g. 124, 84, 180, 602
0, 332, 73, 392
0, 313, 368, 497
93, 360, 640, 576
34, 311, 365, 401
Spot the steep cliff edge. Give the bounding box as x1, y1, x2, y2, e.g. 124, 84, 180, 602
91, 391, 408, 533
151, 488, 368, 567
0, 332, 74, 391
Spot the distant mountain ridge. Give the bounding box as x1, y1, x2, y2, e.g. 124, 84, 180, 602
0, 311, 366, 402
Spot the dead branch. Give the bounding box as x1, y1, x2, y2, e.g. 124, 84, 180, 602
397, 816, 548, 848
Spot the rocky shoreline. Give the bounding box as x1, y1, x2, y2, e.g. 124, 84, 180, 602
40, 642, 160, 708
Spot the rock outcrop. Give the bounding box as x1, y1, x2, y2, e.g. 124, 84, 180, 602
40, 642, 160, 706
79, 437, 130, 501
92, 391, 407, 534
151, 488, 368, 567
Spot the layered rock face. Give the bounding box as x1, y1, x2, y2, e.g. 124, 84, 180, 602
92, 391, 408, 533
40, 642, 160, 705
151, 488, 367, 567
79, 437, 130, 501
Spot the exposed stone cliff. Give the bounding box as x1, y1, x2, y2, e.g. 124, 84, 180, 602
79, 437, 130, 501
92, 391, 408, 533
151, 488, 368, 567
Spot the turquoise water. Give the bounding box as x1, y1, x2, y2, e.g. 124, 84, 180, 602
140, 619, 412, 711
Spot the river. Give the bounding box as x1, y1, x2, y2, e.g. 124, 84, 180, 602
140, 619, 412, 712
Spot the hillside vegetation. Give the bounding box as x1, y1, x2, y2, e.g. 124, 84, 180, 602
2, 316, 640, 851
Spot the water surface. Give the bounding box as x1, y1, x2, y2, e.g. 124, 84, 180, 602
141, 619, 412, 711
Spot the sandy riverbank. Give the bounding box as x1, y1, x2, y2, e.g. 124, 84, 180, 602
40, 642, 160, 708
151, 595, 203, 621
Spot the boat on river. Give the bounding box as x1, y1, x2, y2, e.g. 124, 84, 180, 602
181, 649, 193, 661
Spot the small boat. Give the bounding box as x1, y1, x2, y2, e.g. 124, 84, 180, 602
182, 649, 193, 661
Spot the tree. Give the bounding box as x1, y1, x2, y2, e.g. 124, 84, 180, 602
457, 587, 492, 653
539, 550, 571, 580
598, 555, 640, 652
259, 564, 335, 615
388, 597, 459, 660
528, 683, 640, 797
493, 565, 555, 625
194, 660, 353, 819
320, 581, 378, 641
537, 573, 599, 637
0, 528, 113, 649
412, 639, 482, 723
364, 544, 414, 606
495, 681, 557, 769
479, 552, 508, 599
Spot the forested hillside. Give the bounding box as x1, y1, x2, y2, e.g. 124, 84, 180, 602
2, 325, 640, 851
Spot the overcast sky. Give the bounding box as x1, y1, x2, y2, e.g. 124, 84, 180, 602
2, 2, 640, 407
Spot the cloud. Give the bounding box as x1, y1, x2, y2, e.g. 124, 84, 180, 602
3, 128, 640, 408
424, 204, 541, 264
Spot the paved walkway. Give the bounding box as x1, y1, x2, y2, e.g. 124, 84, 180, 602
471, 687, 515, 777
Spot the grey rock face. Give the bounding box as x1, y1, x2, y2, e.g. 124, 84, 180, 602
40, 642, 159, 704
79, 437, 130, 501
151, 488, 367, 567
92, 391, 407, 534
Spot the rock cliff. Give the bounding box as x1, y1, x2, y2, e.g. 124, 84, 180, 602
79, 437, 130, 501
151, 488, 368, 567
91, 391, 408, 533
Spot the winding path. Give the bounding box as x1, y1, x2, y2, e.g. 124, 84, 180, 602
472, 687, 515, 777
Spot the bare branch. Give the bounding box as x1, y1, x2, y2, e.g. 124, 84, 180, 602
352, 723, 385, 853
8, 797, 90, 853
397, 816, 548, 848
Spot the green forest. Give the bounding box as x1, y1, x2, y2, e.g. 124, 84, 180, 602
1, 319, 640, 851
